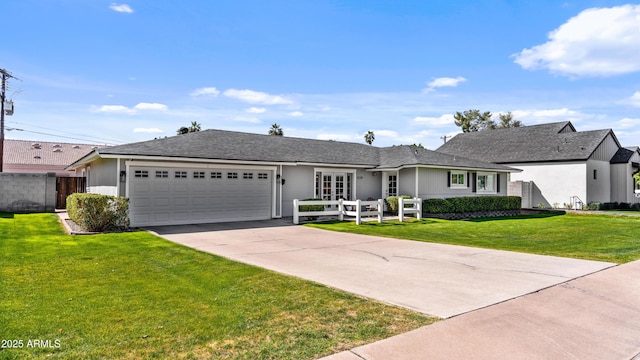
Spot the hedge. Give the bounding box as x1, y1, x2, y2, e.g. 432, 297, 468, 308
385, 195, 413, 215
66, 193, 130, 232
423, 196, 521, 214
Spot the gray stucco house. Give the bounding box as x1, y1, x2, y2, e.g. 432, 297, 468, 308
437, 121, 640, 208
68, 129, 517, 227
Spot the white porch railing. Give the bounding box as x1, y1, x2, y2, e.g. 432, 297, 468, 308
398, 197, 423, 222
293, 199, 384, 225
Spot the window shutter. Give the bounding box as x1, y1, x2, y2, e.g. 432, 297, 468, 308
467, 172, 470, 187
496, 173, 501, 193
447, 171, 451, 187
472, 173, 477, 193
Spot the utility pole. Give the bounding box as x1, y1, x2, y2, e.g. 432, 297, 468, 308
0, 68, 16, 173
440, 135, 451, 144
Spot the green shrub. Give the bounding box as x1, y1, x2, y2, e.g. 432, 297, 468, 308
298, 198, 324, 221
423, 198, 453, 214
66, 193, 129, 232
385, 196, 412, 215
423, 196, 522, 214
298, 198, 324, 212
585, 202, 601, 211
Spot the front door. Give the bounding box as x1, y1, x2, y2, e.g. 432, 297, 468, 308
320, 172, 350, 208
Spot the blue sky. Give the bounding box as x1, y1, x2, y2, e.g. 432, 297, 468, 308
3, 1, 640, 149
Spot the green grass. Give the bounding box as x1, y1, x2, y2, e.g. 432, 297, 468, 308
308, 212, 640, 264
0, 213, 436, 359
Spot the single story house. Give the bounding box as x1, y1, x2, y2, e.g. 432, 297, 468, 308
67, 129, 518, 227
3, 139, 99, 176
436, 121, 640, 208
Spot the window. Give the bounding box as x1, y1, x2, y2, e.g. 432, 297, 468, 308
258, 173, 268, 180
134, 170, 149, 178
243, 172, 253, 179
175, 171, 187, 178
476, 172, 496, 193
450, 171, 466, 188
593, 169, 597, 180
388, 175, 397, 197
193, 171, 205, 179
155, 171, 168, 178
227, 172, 238, 179
211, 172, 222, 179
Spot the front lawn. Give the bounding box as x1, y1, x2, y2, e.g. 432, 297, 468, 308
0, 213, 436, 359
308, 212, 640, 264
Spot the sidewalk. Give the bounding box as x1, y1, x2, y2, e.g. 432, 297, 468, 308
323, 260, 640, 360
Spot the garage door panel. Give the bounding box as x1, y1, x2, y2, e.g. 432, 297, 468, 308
129, 166, 273, 226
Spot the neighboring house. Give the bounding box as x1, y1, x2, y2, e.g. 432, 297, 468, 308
3, 139, 100, 176
67, 129, 517, 227
436, 121, 640, 208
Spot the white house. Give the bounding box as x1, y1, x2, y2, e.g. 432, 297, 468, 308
437, 121, 640, 208
67, 129, 517, 227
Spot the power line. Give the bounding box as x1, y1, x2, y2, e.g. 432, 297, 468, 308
6, 120, 128, 145
6, 127, 124, 145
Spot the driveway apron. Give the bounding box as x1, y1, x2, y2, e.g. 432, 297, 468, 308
148, 221, 614, 318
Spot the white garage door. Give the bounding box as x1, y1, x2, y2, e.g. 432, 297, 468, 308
129, 166, 273, 226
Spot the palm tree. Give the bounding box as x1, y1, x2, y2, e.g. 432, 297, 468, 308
268, 123, 284, 136
364, 130, 375, 145
188, 121, 202, 132
177, 121, 202, 135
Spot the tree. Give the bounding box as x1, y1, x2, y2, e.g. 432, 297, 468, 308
268, 123, 284, 136
364, 130, 375, 145
177, 121, 202, 135
454, 109, 523, 132
453, 109, 494, 132
497, 112, 523, 128
188, 121, 201, 132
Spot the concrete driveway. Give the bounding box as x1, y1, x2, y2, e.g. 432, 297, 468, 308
148, 220, 614, 318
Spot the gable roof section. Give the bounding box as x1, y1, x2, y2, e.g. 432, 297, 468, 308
69, 129, 517, 172
377, 145, 514, 171
437, 121, 616, 163
3, 139, 101, 167
611, 146, 640, 164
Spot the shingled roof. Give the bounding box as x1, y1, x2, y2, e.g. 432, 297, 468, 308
436, 121, 617, 163
611, 146, 640, 164
3, 139, 101, 167
70, 129, 515, 172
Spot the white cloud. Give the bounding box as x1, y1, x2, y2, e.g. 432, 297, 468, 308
190, 87, 220, 97
621, 91, 640, 107
223, 89, 293, 105
513, 4, 640, 77
133, 102, 168, 111
511, 108, 587, 124
96, 105, 134, 114
616, 117, 640, 129
95, 102, 167, 114
109, 3, 133, 13
246, 107, 266, 113
133, 128, 163, 133
424, 76, 467, 92
289, 111, 303, 117
413, 114, 455, 127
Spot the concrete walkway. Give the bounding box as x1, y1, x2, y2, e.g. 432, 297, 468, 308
324, 260, 640, 360
148, 220, 613, 318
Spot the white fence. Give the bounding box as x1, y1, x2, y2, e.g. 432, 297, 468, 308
293, 199, 384, 225
292, 198, 423, 224
398, 197, 422, 222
